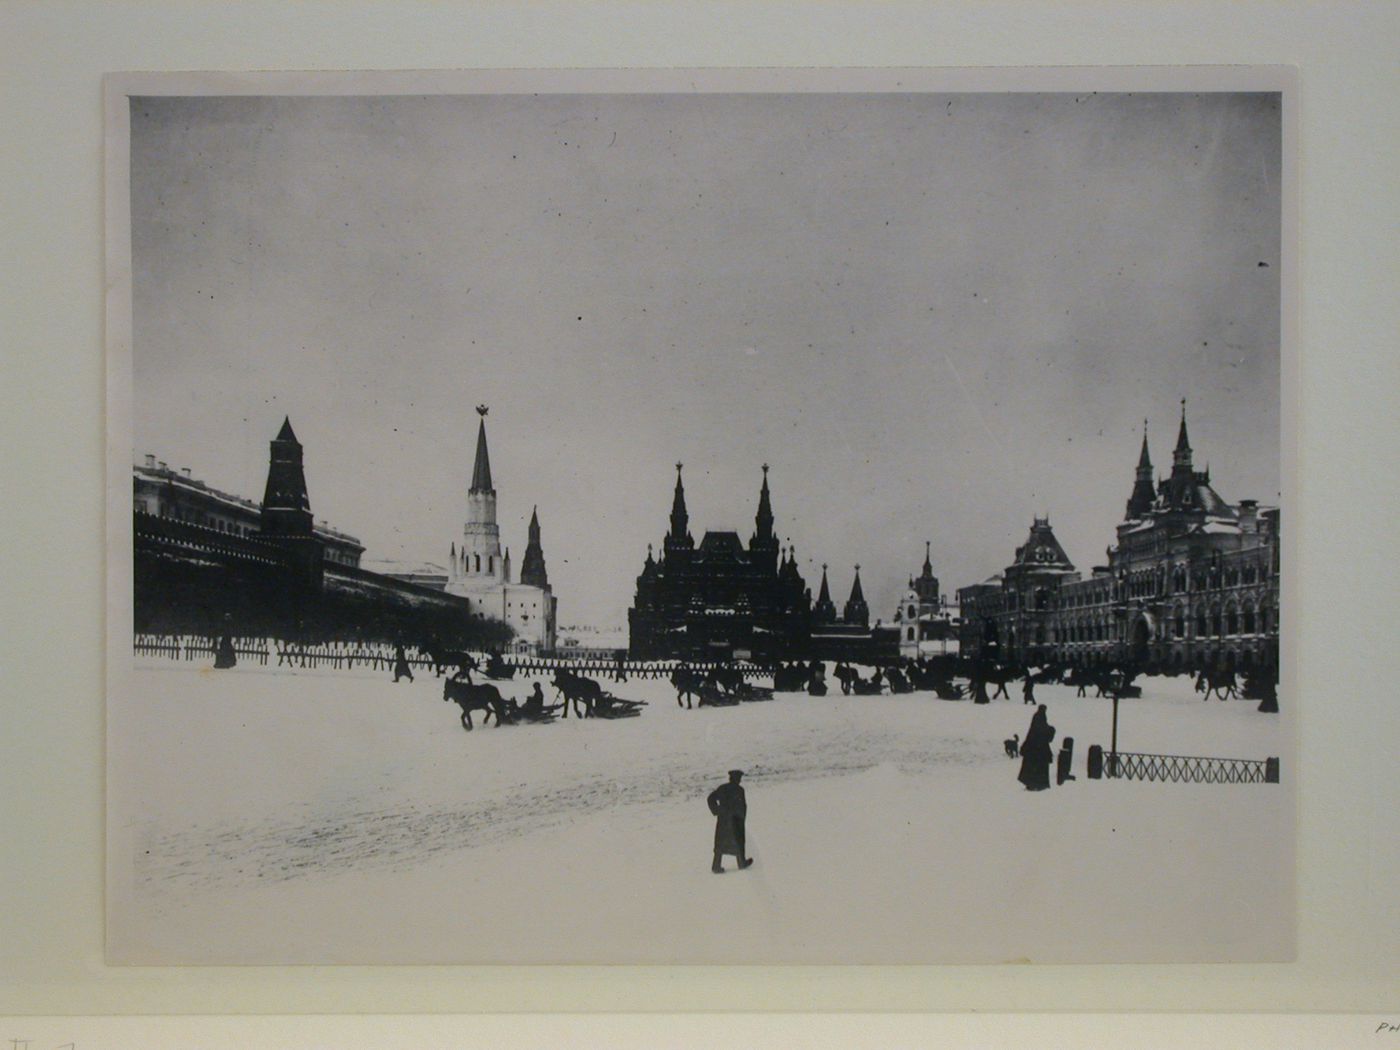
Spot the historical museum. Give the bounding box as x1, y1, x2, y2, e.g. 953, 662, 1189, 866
627, 464, 900, 662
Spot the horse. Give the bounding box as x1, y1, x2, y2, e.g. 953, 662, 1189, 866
707, 665, 746, 696
833, 663, 859, 695
1196, 667, 1238, 701
983, 663, 1021, 698
552, 668, 603, 718
427, 645, 477, 678
442, 676, 510, 730
671, 667, 704, 709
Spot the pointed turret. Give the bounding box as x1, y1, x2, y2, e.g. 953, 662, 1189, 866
813, 563, 838, 623
664, 461, 694, 557
260, 416, 313, 535
470, 405, 494, 494
520, 505, 550, 588
754, 464, 774, 541
1172, 399, 1193, 470
843, 565, 870, 627
1126, 419, 1158, 519
913, 541, 940, 604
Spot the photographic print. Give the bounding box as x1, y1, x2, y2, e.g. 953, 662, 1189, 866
105, 69, 1290, 964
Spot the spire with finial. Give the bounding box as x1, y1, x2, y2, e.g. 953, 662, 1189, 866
1126, 417, 1158, 520
667, 461, 691, 545
813, 562, 837, 623
1174, 398, 1192, 460
843, 564, 870, 627
753, 462, 775, 545
470, 406, 494, 494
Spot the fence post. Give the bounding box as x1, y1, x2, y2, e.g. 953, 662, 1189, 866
1265, 757, 1280, 783
1087, 745, 1103, 779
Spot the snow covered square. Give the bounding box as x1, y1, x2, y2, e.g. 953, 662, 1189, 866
108, 658, 1290, 964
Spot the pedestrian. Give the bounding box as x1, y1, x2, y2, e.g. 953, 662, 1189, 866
213, 632, 236, 670
1022, 675, 1036, 704
707, 769, 753, 873
1017, 704, 1055, 791
393, 642, 414, 683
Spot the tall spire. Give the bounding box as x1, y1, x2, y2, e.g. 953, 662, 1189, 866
470, 405, 494, 494
843, 565, 870, 627
668, 461, 690, 542
1126, 418, 1157, 519
923, 540, 933, 575
813, 563, 837, 624
1173, 398, 1192, 463
753, 463, 775, 544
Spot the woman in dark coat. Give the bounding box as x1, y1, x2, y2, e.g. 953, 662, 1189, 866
213, 633, 236, 670
1017, 704, 1055, 791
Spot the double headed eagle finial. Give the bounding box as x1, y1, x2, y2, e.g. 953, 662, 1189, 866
476, 404, 489, 417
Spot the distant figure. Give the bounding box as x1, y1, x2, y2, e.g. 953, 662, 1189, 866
707, 769, 752, 873
614, 651, 628, 682
1017, 704, 1055, 791
1022, 676, 1036, 705
213, 632, 236, 670
972, 675, 989, 705
393, 642, 414, 683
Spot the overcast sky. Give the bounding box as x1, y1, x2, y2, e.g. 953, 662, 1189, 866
130, 91, 1280, 628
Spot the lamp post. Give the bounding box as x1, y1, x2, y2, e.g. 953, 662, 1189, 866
1108, 690, 1120, 778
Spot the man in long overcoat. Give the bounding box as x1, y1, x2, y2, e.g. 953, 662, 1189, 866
707, 770, 752, 873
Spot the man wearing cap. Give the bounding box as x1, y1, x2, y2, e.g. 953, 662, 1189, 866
707, 769, 752, 873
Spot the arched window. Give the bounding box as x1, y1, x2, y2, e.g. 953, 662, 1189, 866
1196, 609, 1207, 637
1226, 603, 1239, 635
907, 627, 915, 641
1243, 605, 1256, 633
908, 605, 917, 619
1174, 608, 1185, 638
1211, 605, 1223, 637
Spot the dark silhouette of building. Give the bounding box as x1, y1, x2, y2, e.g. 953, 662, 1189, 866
628, 464, 812, 661
519, 507, 549, 588
133, 417, 487, 645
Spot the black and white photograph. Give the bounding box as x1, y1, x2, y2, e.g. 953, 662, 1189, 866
105, 68, 1290, 964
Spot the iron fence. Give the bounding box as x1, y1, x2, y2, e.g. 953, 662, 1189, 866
1104, 750, 1279, 784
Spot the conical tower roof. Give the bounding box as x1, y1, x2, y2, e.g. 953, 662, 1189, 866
470, 408, 494, 493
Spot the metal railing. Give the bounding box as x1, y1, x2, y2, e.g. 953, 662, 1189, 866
1104, 750, 1279, 784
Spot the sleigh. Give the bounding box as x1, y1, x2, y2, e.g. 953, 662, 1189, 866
592, 693, 646, 719
735, 683, 774, 702
697, 684, 741, 707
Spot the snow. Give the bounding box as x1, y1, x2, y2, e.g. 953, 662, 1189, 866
108, 660, 1292, 964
